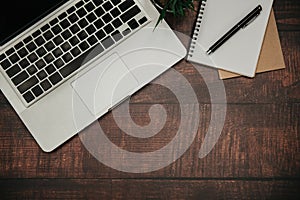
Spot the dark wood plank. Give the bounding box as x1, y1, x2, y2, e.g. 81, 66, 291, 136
0, 103, 298, 178
0, 179, 112, 199
0, 179, 299, 200
273, 0, 300, 31
111, 179, 300, 200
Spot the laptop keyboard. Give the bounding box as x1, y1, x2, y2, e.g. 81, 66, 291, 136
0, 0, 150, 105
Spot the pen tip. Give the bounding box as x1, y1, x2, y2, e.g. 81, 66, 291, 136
206, 49, 212, 55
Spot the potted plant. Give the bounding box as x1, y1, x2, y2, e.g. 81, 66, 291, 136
151, 0, 197, 27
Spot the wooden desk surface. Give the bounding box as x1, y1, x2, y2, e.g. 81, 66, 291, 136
0, 0, 299, 199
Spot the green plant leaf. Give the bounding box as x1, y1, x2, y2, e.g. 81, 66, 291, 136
154, 0, 198, 29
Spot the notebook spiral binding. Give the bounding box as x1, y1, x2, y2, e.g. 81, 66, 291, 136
187, 0, 207, 58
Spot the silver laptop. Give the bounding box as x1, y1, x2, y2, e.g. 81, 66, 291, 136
0, 0, 186, 152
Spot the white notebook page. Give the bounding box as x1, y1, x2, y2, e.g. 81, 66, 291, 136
187, 0, 273, 77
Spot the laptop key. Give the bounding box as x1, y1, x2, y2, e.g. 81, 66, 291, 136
19, 58, 30, 69
54, 58, 64, 69
112, 30, 123, 42
37, 70, 47, 80
43, 30, 54, 40
61, 42, 71, 52
35, 36, 45, 46
1, 59, 11, 70
111, 0, 121, 6
67, 6, 76, 14
122, 28, 131, 36
17, 76, 38, 93
86, 13, 97, 23
32, 85, 43, 97
94, 19, 104, 29
12, 71, 29, 86
15, 42, 24, 50
17, 47, 29, 58
120, 6, 141, 23
40, 80, 52, 91
102, 13, 112, 23
78, 30, 88, 40
53, 35, 63, 46
32, 30, 41, 38
28, 53, 38, 63
69, 36, 80, 46
6, 64, 21, 78
62, 29, 72, 40
26, 42, 37, 51
111, 7, 121, 18
9, 53, 20, 63
119, 0, 135, 12
50, 18, 59, 26
101, 36, 114, 49
36, 47, 47, 57
70, 24, 80, 34
70, 47, 81, 57
62, 53, 73, 63
104, 24, 114, 34
87, 35, 98, 46
45, 64, 56, 75
6, 48, 15, 56
53, 47, 63, 58
79, 41, 89, 51
23, 91, 35, 103
49, 72, 62, 85
95, 29, 106, 41
27, 65, 38, 75
138, 16, 148, 25
93, 0, 104, 6
85, 2, 95, 12
44, 53, 55, 64
128, 19, 139, 30
68, 13, 79, 23
112, 18, 122, 28
51, 25, 62, 34
0, 54, 5, 62
60, 19, 71, 29
35, 59, 46, 69
23, 36, 32, 44
77, 8, 87, 18
103, 1, 113, 11
41, 24, 50, 32
78, 18, 89, 29
95, 7, 105, 17
75, 1, 84, 8
58, 12, 67, 20
45, 41, 55, 51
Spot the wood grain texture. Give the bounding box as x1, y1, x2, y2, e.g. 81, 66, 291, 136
0, 103, 298, 178
273, 0, 300, 31
0, 179, 299, 200
0, 0, 299, 199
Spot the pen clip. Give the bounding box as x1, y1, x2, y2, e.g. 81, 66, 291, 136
242, 12, 260, 29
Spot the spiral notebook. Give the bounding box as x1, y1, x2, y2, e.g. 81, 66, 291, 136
218, 10, 286, 79
187, 0, 274, 77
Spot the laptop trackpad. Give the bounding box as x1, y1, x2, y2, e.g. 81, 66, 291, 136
71, 53, 138, 115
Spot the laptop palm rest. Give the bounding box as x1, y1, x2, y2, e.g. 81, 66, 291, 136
71, 53, 139, 115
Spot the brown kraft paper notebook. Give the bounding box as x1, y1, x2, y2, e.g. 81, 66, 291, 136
218, 10, 285, 79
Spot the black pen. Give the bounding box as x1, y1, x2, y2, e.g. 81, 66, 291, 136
206, 5, 262, 55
